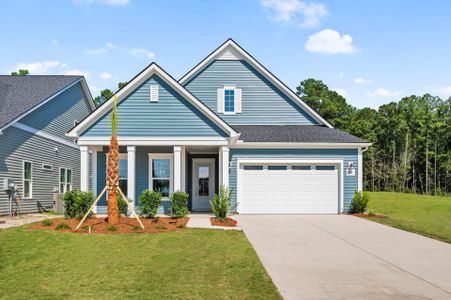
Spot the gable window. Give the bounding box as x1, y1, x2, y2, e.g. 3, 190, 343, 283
224, 89, 235, 113
149, 154, 173, 197
217, 86, 242, 114
23, 161, 32, 198
60, 168, 72, 193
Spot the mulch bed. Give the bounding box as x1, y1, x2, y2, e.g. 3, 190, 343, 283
210, 217, 237, 227
352, 213, 387, 219
30, 216, 189, 234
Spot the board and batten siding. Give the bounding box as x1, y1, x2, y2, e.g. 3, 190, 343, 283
184, 60, 319, 125
82, 75, 227, 137
229, 148, 359, 213
0, 126, 81, 215
20, 82, 93, 141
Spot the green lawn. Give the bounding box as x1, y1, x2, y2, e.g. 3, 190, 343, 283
367, 192, 451, 243
0, 227, 281, 299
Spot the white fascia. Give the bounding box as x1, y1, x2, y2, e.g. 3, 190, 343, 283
232, 141, 372, 149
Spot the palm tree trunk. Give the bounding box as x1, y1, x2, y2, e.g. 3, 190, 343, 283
107, 134, 119, 225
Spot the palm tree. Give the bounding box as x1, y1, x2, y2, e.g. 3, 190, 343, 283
107, 96, 119, 225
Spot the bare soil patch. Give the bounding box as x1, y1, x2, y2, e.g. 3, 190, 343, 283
210, 217, 237, 227
30, 216, 189, 234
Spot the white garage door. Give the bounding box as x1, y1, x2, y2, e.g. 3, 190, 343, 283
239, 164, 339, 214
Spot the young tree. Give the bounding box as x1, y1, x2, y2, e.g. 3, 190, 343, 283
107, 96, 120, 225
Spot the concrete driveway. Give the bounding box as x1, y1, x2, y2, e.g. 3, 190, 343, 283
236, 215, 451, 300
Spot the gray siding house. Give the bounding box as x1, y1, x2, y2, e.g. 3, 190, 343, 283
69, 39, 370, 215
0, 75, 95, 215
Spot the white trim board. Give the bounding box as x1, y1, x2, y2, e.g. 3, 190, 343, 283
0, 77, 95, 134
236, 158, 344, 214
179, 39, 333, 128
13, 122, 79, 149
77, 136, 229, 146
233, 142, 372, 149
67, 63, 239, 140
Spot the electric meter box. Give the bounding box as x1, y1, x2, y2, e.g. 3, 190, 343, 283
3, 178, 15, 191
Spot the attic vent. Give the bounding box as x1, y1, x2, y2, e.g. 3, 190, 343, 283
150, 84, 159, 102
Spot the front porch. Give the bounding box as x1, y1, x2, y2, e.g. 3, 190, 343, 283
79, 144, 230, 214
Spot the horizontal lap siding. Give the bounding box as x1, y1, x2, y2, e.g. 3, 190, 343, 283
0, 127, 81, 215
229, 148, 359, 213
20, 83, 92, 141
96, 146, 173, 214
82, 75, 227, 137
184, 60, 319, 125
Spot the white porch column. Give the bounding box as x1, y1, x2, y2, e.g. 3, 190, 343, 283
127, 146, 136, 208
90, 147, 98, 213
219, 146, 229, 188
358, 148, 363, 192
180, 146, 186, 192
80, 146, 89, 192
173, 146, 182, 192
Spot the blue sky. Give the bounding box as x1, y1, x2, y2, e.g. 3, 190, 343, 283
1, 0, 450, 108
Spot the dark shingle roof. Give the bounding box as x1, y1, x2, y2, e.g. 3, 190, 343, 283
233, 125, 368, 143
0, 75, 82, 129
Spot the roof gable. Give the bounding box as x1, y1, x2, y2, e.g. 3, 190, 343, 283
0, 75, 94, 133
69, 63, 238, 138
179, 39, 332, 128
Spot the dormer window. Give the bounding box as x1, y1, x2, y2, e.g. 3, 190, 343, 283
217, 86, 242, 114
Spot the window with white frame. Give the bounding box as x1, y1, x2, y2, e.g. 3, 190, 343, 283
149, 154, 173, 197
224, 89, 235, 113
60, 168, 72, 193
23, 161, 32, 198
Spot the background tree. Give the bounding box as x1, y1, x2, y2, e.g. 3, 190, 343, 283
93, 89, 113, 107
11, 69, 29, 76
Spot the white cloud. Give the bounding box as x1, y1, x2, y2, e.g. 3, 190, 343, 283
260, 0, 327, 28
11, 60, 91, 78
51, 40, 59, 46
333, 88, 347, 97
433, 86, 451, 97
367, 88, 402, 97
354, 77, 372, 85
99, 72, 112, 79
85, 48, 107, 54
84, 42, 155, 60
14, 60, 61, 74
305, 29, 357, 54
131, 48, 155, 59
74, 0, 130, 6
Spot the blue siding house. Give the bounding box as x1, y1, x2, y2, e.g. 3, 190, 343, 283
0, 76, 95, 216
69, 39, 370, 214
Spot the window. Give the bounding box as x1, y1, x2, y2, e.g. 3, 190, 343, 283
60, 168, 72, 193
150, 84, 159, 102
119, 156, 128, 196
316, 165, 335, 171
42, 164, 53, 171
197, 166, 209, 196
23, 161, 32, 198
149, 154, 173, 197
224, 89, 235, 113
243, 165, 264, 170
268, 165, 287, 170
292, 165, 311, 170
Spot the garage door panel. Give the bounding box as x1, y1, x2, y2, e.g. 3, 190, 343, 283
239, 164, 339, 214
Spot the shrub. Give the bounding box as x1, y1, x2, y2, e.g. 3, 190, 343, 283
63, 190, 94, 220
140, 190, 162, 218
41, 219, 53, 226
56, 223, 71, 230
169, 191, 189, 218
106, 224, 118, 232
351, 191, 369, 213
117, 193, 128, 216
210, 186, 232, 220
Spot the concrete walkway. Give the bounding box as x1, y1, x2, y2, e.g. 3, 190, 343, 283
0, 213, 62, 229
187, 213, 242, 230
236, 215, 451, 300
